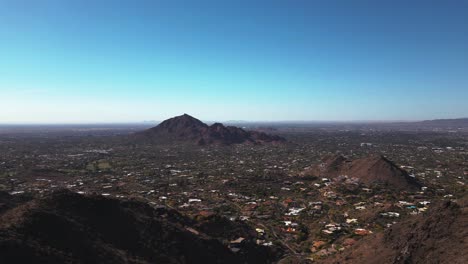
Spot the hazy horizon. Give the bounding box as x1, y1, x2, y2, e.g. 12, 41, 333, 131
1, 1, 467, 123
1, 115, 467, 125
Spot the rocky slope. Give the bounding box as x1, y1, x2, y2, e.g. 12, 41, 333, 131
320, 196, 468, 264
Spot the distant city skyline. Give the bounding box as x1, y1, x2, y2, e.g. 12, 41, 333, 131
1, 1, 467, 123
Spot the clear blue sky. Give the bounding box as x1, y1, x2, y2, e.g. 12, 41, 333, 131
1, 0, 467, 123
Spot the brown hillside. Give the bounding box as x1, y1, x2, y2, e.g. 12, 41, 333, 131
303, 155, 421, 190
320, 196, 468, 264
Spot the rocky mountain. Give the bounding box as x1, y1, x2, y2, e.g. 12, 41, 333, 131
302, 155, 421, 190
0, 190, 280, 264
136, 114, 286, 145
320, 196, 468, 264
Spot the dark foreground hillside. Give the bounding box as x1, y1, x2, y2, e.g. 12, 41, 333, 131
320, 195, 468, 264
0, 190, 280, 264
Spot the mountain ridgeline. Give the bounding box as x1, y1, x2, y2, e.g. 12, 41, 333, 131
136, 114, 286, 145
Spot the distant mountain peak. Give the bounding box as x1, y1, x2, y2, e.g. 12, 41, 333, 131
150, 114, 206, 131
136, 114, 286, 145
161, 114, 206, 127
